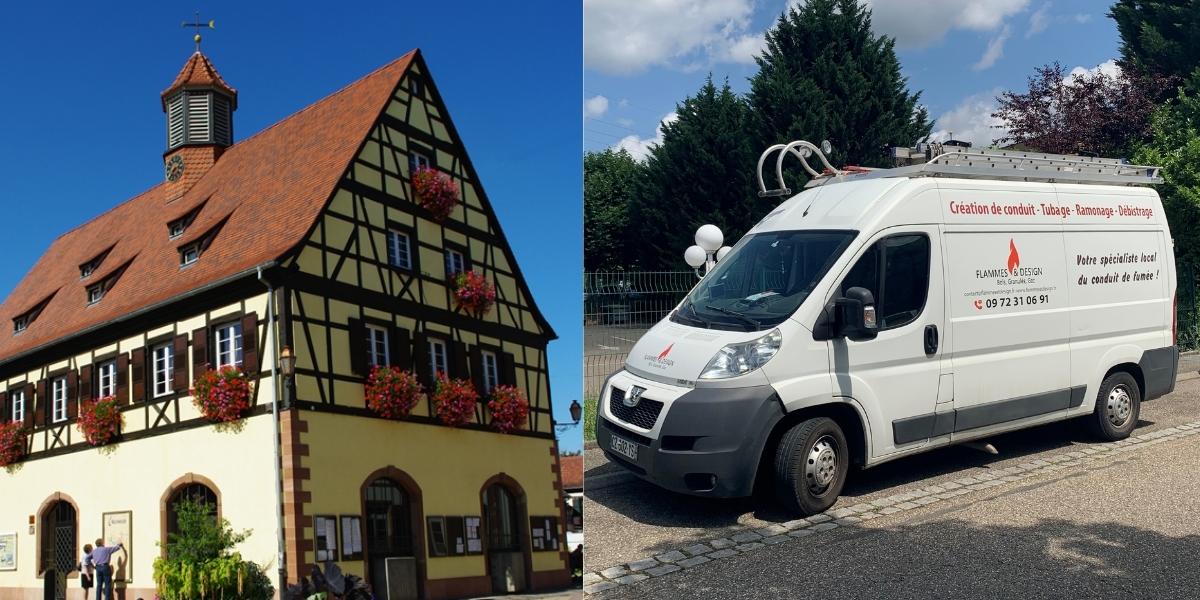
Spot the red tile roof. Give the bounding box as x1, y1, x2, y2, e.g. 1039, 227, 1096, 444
560, 454, 583, 491
162, 51, 238, 106
0, 51, 417, 363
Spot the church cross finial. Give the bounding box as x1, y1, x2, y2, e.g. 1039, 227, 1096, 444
181, 12, 215, 51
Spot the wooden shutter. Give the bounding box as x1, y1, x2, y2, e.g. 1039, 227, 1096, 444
173, 334, 189, 392
34, 380, 46, 427
468, 346, 485, 391
412, 332, 431, 388
66, 370, 79, 420
348, 318, 366, 375
499, 352, 518, 386
23, 383, 35, 428
79, 364, 93, 403
0, 391, 7, 423
131, 347, 146, 403
115, 354, 129, 406
451, 342, 470, 380
389, 327, 412, 370
241, 313, 259, 376
192, 326, 210, 374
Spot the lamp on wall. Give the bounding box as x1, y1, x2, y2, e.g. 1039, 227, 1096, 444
556, 399, 583, 433
279, 345, 296, 379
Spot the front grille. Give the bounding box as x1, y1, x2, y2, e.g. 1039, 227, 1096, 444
608, 386, 664, 430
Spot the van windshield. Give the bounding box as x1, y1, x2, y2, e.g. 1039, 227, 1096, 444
674, 230, 856, 331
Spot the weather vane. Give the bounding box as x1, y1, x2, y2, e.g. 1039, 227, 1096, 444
182, 12, 215, 51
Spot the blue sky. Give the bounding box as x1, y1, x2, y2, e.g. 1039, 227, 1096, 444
0, 1, 583, 451
585, 0, 1122, 158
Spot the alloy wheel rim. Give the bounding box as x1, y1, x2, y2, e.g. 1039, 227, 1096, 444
805, 435, 838, 494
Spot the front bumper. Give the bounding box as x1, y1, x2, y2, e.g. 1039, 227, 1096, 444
595, 372, 784, 497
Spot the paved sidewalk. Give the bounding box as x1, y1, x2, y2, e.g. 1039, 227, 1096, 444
589, 420, 1200, 598
466, 587, 582, 600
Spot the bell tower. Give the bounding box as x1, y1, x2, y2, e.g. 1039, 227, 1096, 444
161, 31, 237, 201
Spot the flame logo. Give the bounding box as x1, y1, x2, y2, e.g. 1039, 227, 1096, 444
658, 344, 674, 360
1007, 239, 1020, 273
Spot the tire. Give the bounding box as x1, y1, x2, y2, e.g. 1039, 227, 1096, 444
1086, 371, 1141, 441
773, 417, 849, 516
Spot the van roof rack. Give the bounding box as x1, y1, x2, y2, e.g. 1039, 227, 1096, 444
756, 140, 1163, 196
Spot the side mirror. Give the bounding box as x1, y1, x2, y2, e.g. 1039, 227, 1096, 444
836, 287, 878, 341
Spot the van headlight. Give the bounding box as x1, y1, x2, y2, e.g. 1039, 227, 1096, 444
699, 329, 782, 379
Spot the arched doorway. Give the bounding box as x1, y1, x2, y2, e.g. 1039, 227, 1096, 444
166, 482, 218, 539
481, 477, 530, 594
40, 500, 76, 600
363, 477, 420, 600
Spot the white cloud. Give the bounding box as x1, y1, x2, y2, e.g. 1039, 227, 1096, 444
1072, 13, 1092, 23
863, 0, 1028, 48
584, 0, 757, 74
929, 89, 1007, 148
616, 117, 635, 127
1068, 59, 1121, 80
1027, 2, 1050, 38
613, 112, 678, 161
723, 32, 766, 64
972, 25, 1011, 71
585, 95, 610, 119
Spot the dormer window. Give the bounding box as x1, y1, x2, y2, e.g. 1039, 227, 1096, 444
169, 221, 186, 239
13, 316, 28, 334
167, 203, 204, 240
11, 292, 54, 335
79, 246, 114, 280
87, 285, 104, 305
180, 243, 201, 267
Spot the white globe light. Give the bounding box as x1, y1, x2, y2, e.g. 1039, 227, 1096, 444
695, 224, 724, 252
684, 245, 707, 268
716, 246, 732, 262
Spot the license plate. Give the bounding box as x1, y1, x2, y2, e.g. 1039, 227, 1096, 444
609, 434, 639, 462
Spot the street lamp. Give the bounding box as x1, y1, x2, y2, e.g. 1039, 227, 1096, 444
556, 399, 583, 433
684, 225, 732, 278
279, 345, 296, 379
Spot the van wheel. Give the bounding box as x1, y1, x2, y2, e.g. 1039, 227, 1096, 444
774, 417, 849, 516
1087, 372, 1141, 441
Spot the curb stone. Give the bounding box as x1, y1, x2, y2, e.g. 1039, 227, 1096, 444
583, 418, 1200, 596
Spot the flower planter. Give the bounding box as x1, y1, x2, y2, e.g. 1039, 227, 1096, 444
78, 396, 124, 446
192, 366, 253, 423
365, 366, 424, 419
487, 385, 529, 433
411, 166, 459, 222
453, 271, 496, 318
0, 421, 26, 467
432, 374, 479, 427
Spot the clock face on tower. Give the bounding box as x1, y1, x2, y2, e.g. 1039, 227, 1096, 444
165, 155, 185, 182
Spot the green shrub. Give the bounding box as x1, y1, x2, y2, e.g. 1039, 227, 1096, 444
153, 498, 273, 600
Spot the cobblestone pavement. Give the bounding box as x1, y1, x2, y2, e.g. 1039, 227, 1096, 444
584, 374, 1200, 597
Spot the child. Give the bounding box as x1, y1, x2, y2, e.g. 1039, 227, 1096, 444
79, 543, 94, 600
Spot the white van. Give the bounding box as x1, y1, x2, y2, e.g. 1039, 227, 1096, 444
596, 142, 1179, 515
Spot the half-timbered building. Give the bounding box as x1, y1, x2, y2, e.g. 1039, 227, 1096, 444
0, 47, 569, 600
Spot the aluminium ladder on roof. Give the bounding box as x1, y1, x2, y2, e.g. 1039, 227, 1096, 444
756, 141, 1164, 197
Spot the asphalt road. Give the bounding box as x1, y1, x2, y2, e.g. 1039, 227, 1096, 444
584, 373, 1200, 587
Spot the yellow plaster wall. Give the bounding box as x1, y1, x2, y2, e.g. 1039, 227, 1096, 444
0, 413, 279, 590
300, 412, 563, 581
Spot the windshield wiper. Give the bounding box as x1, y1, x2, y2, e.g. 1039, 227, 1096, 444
704, 304, 760, 329
682, 301, 710, 327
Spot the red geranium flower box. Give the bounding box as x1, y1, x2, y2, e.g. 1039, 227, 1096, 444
487, 385, 529, 433
432, 374, 479, 427
365, 366, 424, 419
192, 366, 253, 423
77, 396, 123, 446
0, 421, 26, 467
411, 166, 460, 222
453, 271, 496, 318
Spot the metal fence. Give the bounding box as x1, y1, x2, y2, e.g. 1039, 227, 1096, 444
584, 271, 696, 397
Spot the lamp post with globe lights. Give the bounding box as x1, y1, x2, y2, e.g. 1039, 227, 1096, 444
684, 224, 733, 278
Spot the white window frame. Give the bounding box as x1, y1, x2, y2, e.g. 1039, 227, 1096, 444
10, 389, 25, 423
387, 230, 413, 270
409, 151, 431, 173
13, 316, 28, 334
88, 286, 104, 305
81, 263, 95, 278
153, 343, 174, 398
169, 221, 186, 239
215, 322, 244, 369
51, 377, 68, 423
366, 325, 390, 368
181, 244, 200, 267
97, 361, 117, 399
429, 339, 449, 381
481, 350, 500, 394
445, 249, 466, 278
